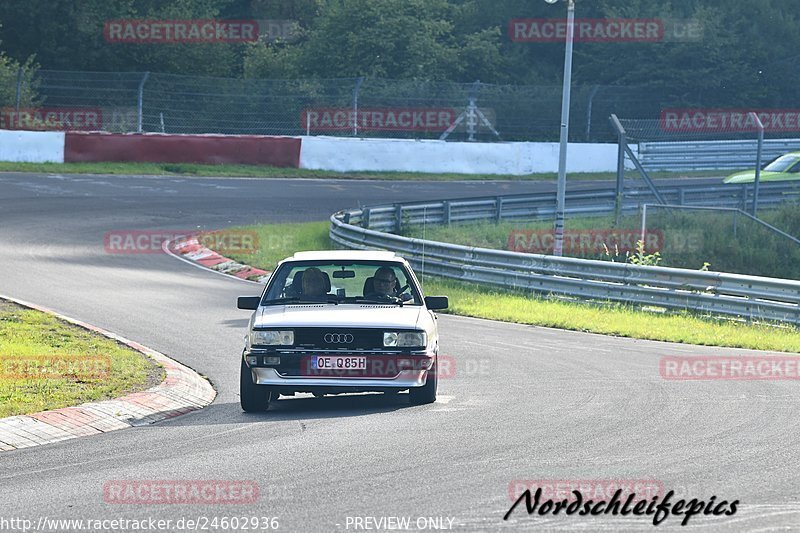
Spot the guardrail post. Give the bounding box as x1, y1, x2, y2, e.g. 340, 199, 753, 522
362, 208, 371, 229
740, 185, 748, 211
395, 204, 403, 232
343, 212, 350, 224
677, 188, 685, 206
443, 201, 451, 225
495, 197, 503, 223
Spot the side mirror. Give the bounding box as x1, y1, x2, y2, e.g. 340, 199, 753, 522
237, 296, 261, 310
425, 296, 449, 310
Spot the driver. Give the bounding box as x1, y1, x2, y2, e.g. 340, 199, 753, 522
370, 266, 398, 297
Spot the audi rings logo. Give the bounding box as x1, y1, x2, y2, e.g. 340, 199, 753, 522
324, 333, 354, 344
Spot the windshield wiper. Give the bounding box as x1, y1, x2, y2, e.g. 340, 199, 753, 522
355, 296, 403, 306
261, 296, 339, 305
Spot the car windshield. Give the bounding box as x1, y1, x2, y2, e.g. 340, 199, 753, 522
764, 155, 800, 172
262, 261, 422, 306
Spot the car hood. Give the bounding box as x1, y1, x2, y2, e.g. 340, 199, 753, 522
254, 304, 424, 329
723, 170, 787, 184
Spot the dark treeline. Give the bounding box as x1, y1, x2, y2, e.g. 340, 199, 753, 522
0, 0, 798, 108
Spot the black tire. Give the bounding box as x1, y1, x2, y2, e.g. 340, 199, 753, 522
409, 358, 437, 405
240, 359, 273, 412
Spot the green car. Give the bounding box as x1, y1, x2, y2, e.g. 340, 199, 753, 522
724, 151, 800, 183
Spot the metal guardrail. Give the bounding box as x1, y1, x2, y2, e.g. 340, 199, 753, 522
330, 181, 800, 325
639, 139, 800, 171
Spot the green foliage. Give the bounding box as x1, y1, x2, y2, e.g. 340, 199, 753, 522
627, 240, 662, 266
0, 52, 38, 108
0, 0, 797, 109
601, 239, 662, 266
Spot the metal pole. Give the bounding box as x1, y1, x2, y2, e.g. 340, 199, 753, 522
553, 0, 575, 257
640, 204, 647, 245
585, 85, 600, 141
353, 77, 364, 137
14, 67, 23, 112
137, 72, 150, 133
750, 111, 764, 216
611, 115, 626, 227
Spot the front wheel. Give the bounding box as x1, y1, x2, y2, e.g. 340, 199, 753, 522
240, 359, 274, 412
409, 359, 437, 405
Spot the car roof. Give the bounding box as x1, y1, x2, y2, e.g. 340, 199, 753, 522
286, 250, 403, 262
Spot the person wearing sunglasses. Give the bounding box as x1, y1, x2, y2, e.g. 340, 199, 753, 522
370, 266, 398, 296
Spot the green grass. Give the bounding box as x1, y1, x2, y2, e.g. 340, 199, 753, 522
0, 300, 164, 418
422, 279, 800, 352
0, 161, 723, 181
226, 221, 331, 271
403, 202, 800, 279
224, 221, 800, 353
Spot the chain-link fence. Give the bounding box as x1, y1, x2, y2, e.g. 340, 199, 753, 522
616, 115, 800, 171
3, 69, 800, 144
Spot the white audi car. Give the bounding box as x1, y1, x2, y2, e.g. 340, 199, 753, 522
237, 250, 448, 412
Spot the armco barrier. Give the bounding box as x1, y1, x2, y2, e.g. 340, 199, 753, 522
0, 129, 65, 163
639, 138, 800, 172
64, 132, 301, 167
330, 181, 800, 324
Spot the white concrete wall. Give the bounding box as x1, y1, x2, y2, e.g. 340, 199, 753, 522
300, 136, 636, 175
0, 129, 65, 163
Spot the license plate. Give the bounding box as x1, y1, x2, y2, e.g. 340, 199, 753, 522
312, 356, 367, 370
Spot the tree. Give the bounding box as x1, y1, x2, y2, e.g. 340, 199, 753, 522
0, 23, 38, 109
244, 0, 505, 82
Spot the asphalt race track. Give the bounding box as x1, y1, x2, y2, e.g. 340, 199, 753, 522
0, 172, 797, 531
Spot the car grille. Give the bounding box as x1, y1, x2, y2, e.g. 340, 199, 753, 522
293, 328, 384, 350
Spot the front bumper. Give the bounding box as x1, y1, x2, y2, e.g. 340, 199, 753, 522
251, 367, 428, 388
244, 349, 434, 392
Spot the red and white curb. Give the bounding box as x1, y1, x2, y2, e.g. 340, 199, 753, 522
165, 235, 270, 284
0, 295, 216, 452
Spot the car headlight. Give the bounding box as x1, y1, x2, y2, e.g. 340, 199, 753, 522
251, 330, 294, 346
383, 331, 427, 347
